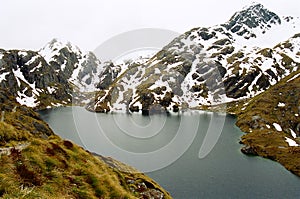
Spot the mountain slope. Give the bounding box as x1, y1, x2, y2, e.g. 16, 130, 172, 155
88, 3, 300, 114
0, 49, 72, 109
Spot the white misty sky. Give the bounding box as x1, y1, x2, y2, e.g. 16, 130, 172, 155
0, 0, 299, 52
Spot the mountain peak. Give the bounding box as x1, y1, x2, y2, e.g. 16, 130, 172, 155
241, 2, 264, 10
41, 38, 82, 54
39, 38, 82, 63
44, 38, 69, 51
223, 3, 281, 37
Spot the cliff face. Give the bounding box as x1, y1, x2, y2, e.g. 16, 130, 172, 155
0, 90, 171, 198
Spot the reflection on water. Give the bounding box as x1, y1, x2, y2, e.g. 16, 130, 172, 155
40, 107, 300, 199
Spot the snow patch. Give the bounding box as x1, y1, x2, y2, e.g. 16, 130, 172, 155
26, 55, 40, 65
47, 87, 56, 94
18, 51, 27, 57
16, 91, 38, 107
273, 123, 282, 131
0, 72, 10, 82
68, 52, 104, 92
61, 60, 67, 71
277, 102, 285, 107
290, 129, 297, 138
285, 137, 299, 146
13, 68, 40, 96
29, 62, 42, 73
260, 59, 273, 72
287, 73, 300, 82
233, 15, 300, 49
39, 39, 82, 64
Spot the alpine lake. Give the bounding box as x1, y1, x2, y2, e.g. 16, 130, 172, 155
39, 106, 300, 199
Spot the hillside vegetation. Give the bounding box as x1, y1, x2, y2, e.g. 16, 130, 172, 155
226, 70, 300, 176
0, 89, 171, 199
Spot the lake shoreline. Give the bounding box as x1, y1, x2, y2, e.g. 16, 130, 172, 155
40, 106, 300, 198
41, 101, 300, 178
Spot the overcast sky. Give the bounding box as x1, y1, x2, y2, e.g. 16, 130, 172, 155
0, 0, 299, 52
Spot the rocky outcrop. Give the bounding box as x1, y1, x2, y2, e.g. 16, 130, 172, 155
241, 145, 258, 155
223, 3, 281, 38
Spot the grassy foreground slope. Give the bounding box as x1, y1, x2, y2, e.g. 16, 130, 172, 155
227, 70, 300, 176
0, 90, 171, 199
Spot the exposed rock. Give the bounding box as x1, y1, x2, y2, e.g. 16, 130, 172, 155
223, 3, 281, 37
129, 105, 139, 113
241, 145, 258, 155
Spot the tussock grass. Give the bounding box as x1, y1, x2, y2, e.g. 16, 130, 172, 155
0, 136, 136, 198
0, 91, 171, 198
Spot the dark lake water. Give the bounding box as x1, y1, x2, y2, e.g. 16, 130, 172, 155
39, 107, 300, 199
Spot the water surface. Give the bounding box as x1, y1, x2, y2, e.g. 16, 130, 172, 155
40, 107, 300, 199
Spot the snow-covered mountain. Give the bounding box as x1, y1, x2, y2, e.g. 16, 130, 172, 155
87, 3, 300, 114
1, 3, 299, 113
0, 39, 111, 109
39, 38, 105, 93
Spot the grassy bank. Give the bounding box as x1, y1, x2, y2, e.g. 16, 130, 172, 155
0, 90, 171, 199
